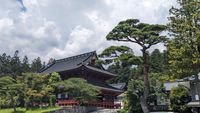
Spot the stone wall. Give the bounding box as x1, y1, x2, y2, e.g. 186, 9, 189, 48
43, 106, 98, 113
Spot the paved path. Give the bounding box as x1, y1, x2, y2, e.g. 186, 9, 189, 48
89, 109, 119, 113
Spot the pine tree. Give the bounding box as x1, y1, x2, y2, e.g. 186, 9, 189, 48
105, 19, 167, 113
99, 46, 142, 83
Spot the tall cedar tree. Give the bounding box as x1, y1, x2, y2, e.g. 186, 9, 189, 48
22, 56, 30, 72
168, 0, 200, 79
105, 19, 166, 113
11, 50, 22, 78
0, 51, 47, 77
0, 53, 12, 76
31, 57, 42, 72
149, 49, 164, 73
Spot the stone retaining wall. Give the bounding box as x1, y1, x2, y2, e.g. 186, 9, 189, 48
43, 106, 98, 113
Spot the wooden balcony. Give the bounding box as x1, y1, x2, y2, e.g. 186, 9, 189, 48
57, 100, 121, 109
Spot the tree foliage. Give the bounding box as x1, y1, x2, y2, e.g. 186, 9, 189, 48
149, 49, 165, 73
31, 57, 43, 72
58, 78, 100, 105
125, 75, 165, 113
18, 73, 54, 109
126, 79, 143, 113
99, 45, 142, 83
48, 72, 61, 85
104, 19, 167, 113
0, 50, 55, 78
0, 76, 22, 112
106, 19, 167, 48
169, 85, 191, 113
21, 56, 30, 73
167, 0, 200, 79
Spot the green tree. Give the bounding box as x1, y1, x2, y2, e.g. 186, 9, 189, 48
19, 73, 54, 109
48, 72, 61, 107
105, 19, 166, 113
58, 78, 99, 106
125, 74, 165, 113
167, 0, 200, 79
0, 53, 13, 77
126, 79, 143, 113
11, 50, 22, 78
31, 57, 42, 72
149, 49, 164, 73
0, 96, 9, 109
99, 46, 142, 83
169, 85, 191, 113
48, 72, 61, 85
0, 76, 22, 112
21, 55, 30, 72
0, 51, 36, 78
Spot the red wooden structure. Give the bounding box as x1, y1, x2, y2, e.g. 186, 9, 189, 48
57, 100, 121, 109
41, 51, 123, 108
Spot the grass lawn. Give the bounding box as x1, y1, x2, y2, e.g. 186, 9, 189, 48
0, 106, 61, 113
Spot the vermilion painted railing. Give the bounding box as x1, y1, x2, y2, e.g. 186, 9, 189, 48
57, 100, 121, 109
57, 100, 78, 106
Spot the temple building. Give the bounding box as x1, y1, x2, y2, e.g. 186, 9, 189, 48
163, 75, 200, 112
41, 51, 124, 108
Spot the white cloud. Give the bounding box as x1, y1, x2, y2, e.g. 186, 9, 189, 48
0, 1, 62, 61
0, 0, 177, 62
0, 18, 13, 31
47, 26, 94, 59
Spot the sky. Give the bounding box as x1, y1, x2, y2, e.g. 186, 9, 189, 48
0, 0, 177, 62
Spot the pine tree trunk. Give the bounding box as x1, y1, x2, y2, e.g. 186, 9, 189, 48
140, 96, 149, 113
141, 49, 150, 113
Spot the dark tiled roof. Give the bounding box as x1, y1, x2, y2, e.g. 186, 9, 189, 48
88, 80, 123, 93
109, 83, 126, 90
85, 65, 117, 76
41, 51, 96, 73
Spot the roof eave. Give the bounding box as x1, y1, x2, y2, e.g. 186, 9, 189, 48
84, 65, 117, 77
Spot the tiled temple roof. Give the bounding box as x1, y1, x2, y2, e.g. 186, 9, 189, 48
40, 51, 116, 77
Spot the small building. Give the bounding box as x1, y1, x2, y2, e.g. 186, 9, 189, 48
41, 51, 124, 108
187, 75, 200, 113
163, 75, 200, 113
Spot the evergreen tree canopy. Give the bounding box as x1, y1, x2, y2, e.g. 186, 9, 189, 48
169, 85, 191, 112
149, 49, 165, 73
99, 46, 142, 83
22, 56, 30, 72
104, 19, 167, 113
31, 57, 43, 72
57, 78, 99, 105
0, 76, 22, 112
168, 0, 200, 79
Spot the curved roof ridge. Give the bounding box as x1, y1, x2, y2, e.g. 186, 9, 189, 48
40, 51, 96, 73
56, 51, 96, 63
85, 65, 117, 76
